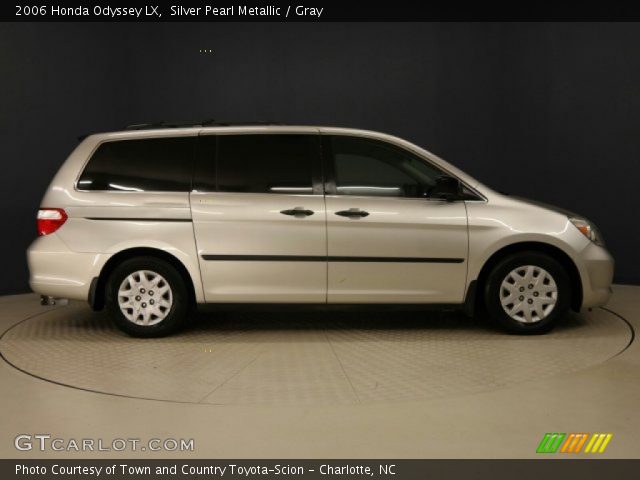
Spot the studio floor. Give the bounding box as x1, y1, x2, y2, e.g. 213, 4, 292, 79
0, 285, 638, 458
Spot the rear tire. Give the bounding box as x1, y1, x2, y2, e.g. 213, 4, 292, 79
483, 252, 571, 335
105, 256, 190, 337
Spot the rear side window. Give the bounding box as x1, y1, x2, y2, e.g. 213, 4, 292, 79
77, 137, 195, 192
215, 134, 318, 194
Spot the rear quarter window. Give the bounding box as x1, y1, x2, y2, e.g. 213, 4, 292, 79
77, 137, 195, 192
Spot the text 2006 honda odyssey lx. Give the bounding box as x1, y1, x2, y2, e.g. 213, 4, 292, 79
27, 123, 614, 337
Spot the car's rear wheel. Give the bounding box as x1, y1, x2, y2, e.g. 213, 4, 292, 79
105, 257, 190, 337
483, 252, 571, 334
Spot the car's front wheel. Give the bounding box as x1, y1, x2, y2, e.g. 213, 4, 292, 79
483, 252, 571, 334
105, 256, 190, 337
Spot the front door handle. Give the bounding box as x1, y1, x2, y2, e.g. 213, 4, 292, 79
280, 207, 314, 217
335, 208, 370, 218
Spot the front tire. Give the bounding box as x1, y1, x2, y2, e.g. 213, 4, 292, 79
483, 252, 571, 335
105, 256, 190, 337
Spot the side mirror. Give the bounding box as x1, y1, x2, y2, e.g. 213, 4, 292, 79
432, 176, 461, 201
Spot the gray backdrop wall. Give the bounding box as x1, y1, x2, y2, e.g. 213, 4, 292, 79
1, 22, 639, 295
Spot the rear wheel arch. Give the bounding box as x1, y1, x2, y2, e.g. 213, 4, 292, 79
90, 247, 196, 311
473, 242, 583, 313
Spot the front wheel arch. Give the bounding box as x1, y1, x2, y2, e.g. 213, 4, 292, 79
473, 242, 582, 314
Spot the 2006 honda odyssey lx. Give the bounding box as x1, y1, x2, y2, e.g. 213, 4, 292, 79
27, 123, 614, 337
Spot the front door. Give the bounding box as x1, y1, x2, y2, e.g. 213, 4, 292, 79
191, 132, 327, 303
323, 134, 469, 303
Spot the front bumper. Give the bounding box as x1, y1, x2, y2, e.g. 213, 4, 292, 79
578, 241, 614, 309
27, 234, 108, 302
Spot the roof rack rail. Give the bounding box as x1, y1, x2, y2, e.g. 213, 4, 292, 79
124, 120, 285, 130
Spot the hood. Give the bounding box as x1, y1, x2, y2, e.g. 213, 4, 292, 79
510, 195, 582, 219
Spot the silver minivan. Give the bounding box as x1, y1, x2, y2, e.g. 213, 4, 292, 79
27, 123, 614, 337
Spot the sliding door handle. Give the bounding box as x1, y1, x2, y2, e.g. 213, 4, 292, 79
335, 208, 370, 218
280, 207, 314, 217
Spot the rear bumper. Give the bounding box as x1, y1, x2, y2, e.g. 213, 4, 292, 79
578, 242, 615, 309
27, 234, 108, 302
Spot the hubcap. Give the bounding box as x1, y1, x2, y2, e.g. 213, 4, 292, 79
118, 270, 173, 326
499, 265, 558, 324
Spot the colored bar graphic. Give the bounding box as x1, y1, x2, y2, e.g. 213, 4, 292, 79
592, 434, 605, 452
584, 434, 598, 453
560, 433, 589, 453
560, 434, 574, 453
598, 434, 613, 453
574, 433, 589, 453
584, 433, 613, 453
536, 434, 551, 453
536, 433, 566, 453
539, 433, 613, 454
536, 433, 554, 453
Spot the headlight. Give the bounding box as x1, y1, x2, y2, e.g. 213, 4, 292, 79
569, 217, 604, 246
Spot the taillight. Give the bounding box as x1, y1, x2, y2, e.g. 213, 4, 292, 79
37, 208, 68, 236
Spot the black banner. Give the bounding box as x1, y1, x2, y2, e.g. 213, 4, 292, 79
4, 460, 640, 480
3, 2, 640, 22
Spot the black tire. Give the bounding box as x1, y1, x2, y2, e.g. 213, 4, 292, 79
483, 252, 571, 335
105, 256, 190, 337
